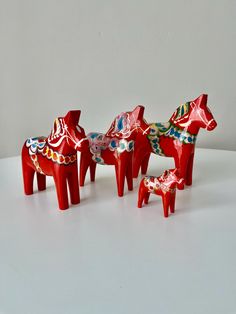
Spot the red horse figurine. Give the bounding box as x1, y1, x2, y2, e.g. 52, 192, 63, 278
22, 110, 88, 210
133, 94, 217, 188
138, 169, 184, 218
79, 105, 149, 197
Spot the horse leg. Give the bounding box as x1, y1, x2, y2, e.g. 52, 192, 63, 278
162, 194, 169, 218
185, 153, 194, 186
126, 157, 133, 191
141, 153, 150, 175
133, 150, 143, 178
115, 158, 127, 197
68, 169, 80, 205
37, 173, 46, 191
90, 161, 97, 182
22, 160, 35, 195
144, 192, 150, 204
138, 185, 146, 208
53, 174, 69, 210
174, 156, 188, 190
169, 191, 176, 213
79, 152, 91, 187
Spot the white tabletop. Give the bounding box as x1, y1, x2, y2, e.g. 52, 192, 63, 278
0, 148, 236, 314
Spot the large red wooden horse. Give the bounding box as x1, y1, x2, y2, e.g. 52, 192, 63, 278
79, 105, 149, 196
22, 110, 89, 210
133, 94, 217, 188
138, 169, 184, 217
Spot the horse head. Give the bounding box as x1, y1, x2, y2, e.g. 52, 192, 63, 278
170, 94, 217, 134
191, 94, 217, 131
106, 105, 148, 139
168, 169, 185, 188
48, 110, 88, 152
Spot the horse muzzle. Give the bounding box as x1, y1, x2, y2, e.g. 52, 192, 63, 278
207, 119, 217, 131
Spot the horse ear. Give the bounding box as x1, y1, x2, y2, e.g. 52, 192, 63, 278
64, 110, 81, 125
132, 105, 145, 120
52, 118, 61, 136
195, 94, 208, 106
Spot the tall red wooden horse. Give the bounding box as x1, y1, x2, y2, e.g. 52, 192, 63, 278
133, 94, 217, 188
138, 169, 184, 218
79, 105, 149, 196
22, 110, 88, 210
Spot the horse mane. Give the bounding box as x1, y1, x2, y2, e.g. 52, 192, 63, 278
106, 105, 145, 138
170, 102, 191, 123
47, 117, 66, 146
106, 112, 131, 138
52, 118, 62, 136
50, 118, 64, 137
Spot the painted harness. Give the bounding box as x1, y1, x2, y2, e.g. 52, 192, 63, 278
26, 136, 77, 174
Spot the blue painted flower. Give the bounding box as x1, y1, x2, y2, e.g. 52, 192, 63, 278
92, 155, 105, 164
109, 139, 119, 151
90, 133, 100, 139
111, 140, 116, 148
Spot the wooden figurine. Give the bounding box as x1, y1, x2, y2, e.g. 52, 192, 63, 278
138, 169, 184, 218
79, 105, 150, 196
133, 94, 217, 189
22, 110, 88, 210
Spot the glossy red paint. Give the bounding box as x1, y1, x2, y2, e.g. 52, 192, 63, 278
133, 94, 217, 188
79, 105, 149, 197
138, 169, 184, 218
21, 110, 89, 210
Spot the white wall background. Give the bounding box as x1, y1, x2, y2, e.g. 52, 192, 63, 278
0, 0, 235, 158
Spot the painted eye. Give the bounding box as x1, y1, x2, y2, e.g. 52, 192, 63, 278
76, 125, 81, 132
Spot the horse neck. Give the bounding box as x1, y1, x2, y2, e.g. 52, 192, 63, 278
170, 110, 200, 135
134, 121, 151, 142
46, 136, 76, 156
113, 121, 149, 141
162, 175, 177, 189
126, 127, 137, 140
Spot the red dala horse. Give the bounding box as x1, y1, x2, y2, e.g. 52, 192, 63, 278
22, 110, 88, 210
138, 169, 184, 217
79, 105, 149, 197
133, 94, 217, 188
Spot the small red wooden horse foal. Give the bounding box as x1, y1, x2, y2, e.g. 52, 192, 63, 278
138, 169, 184, 218
133, 94, 217, 188
22, 110, 88, 210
